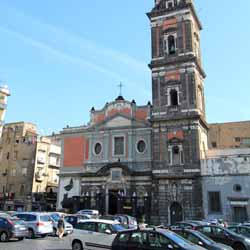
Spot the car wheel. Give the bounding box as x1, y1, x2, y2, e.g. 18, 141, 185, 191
28, 229, 35, 239
40, 234, 47, 238
72, 241, 83, 250
0, 231, 9, 242
233, 243, 246, 250
17, 237, 24, 241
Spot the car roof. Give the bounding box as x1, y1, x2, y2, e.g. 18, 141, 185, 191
77, 219, 120, 224
14, 212, 49, 215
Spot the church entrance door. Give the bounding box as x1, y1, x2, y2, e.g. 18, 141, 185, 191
108, 190, 118, 215
170, 202, 183, 224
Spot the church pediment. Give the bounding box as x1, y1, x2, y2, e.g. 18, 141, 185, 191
93, 113, 148, 129
105, 115, 132, 128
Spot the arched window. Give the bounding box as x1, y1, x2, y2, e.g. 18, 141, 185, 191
168, 35, 176, 55
169, 145, 184, 165
170, 89, 178, 106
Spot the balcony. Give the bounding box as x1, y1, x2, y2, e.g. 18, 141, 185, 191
0, 103, 7, 110
35, 173, 44, 182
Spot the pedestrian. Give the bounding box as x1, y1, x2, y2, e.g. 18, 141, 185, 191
57, 214, 65, 239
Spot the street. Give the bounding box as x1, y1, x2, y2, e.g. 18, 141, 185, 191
0, 236, 71, 250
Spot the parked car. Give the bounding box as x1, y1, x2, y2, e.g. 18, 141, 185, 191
48, 212, 73, 236
228, 226, 250, 238
173, 228, 234, 250
0, 216, 28, 242
71, 219, 126, 250
64, 214, 91, 228
170, 221, 203, 230
13, 212, 53, 238
99, 214, 138, 229
77, 209, 99, 218
116, 214, 138, 229
196, 225, 250, 250
112, 228, 206, 250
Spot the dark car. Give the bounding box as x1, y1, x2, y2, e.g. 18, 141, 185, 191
173, 229, 234, 250
170, 221, 202, 230
0, 216, 28, 242
64, 214, 90, 228
196, 225, 250, 250
112, 228, 206, 250
228, 226, 250, 238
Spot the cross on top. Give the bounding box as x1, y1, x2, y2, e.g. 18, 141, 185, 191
117, 82, 124, 96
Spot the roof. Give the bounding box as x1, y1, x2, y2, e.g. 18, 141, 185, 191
77, 219, 120, 225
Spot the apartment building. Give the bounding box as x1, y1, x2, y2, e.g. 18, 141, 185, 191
0, 122, 61, 211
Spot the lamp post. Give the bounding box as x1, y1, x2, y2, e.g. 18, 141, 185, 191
132, 192, 137, 217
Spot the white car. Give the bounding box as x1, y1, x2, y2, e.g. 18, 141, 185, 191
71, 219, 126, 250
77, 209, 99, 218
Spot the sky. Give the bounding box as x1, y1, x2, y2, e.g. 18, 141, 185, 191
0, 1, 250, 134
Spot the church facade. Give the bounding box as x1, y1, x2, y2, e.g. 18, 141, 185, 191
58, 0, 209, 224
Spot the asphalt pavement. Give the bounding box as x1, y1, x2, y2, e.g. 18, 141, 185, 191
0, 236, 71, 250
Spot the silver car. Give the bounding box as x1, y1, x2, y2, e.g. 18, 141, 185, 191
48, 212, 73, 236
13, 212, 53, 238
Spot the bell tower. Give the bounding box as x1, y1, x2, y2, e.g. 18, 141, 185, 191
147, 0, 208, 224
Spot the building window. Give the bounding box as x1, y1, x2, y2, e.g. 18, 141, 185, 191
164, 34, 177, 55
137, 140, 146, 154
168, 145, 184, 165
211, 142, 217, 148
94, 142, 102, 155
165, 0, 175, 9
235, 137, 241, 142
111, 169, 122, 182
114, 136, 125, 156
208, 192, 221, 213
10, 169, 16, 177
233, 184, 242, 192
170, 89, 178, 106
13, 151, 18, 161
168, 35, 176, 55
242, 138, 250, 146
22, 168, 27, 176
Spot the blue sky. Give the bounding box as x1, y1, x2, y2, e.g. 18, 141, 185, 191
0, 1, 249, 134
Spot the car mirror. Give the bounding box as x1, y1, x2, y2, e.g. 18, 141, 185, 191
105, 229, 112, 235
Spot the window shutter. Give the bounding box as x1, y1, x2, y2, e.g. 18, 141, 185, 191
152, 79, 159, 106
177, 22, 184, 53
151, 27, 157, 58
159, 28, 164, 57
185, 21, 193, 52
188, 73, 195, 105
168, 150, 172, 165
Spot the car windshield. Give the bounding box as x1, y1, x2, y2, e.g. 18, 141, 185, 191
112, 224, 126, 232
161, 230, 193, 247
193, 231, 216, 244
50, 214, 60, 222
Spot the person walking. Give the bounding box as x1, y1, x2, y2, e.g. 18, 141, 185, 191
57, 214, 65, 239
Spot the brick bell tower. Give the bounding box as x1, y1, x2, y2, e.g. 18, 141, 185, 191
147, 0, 208, 224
